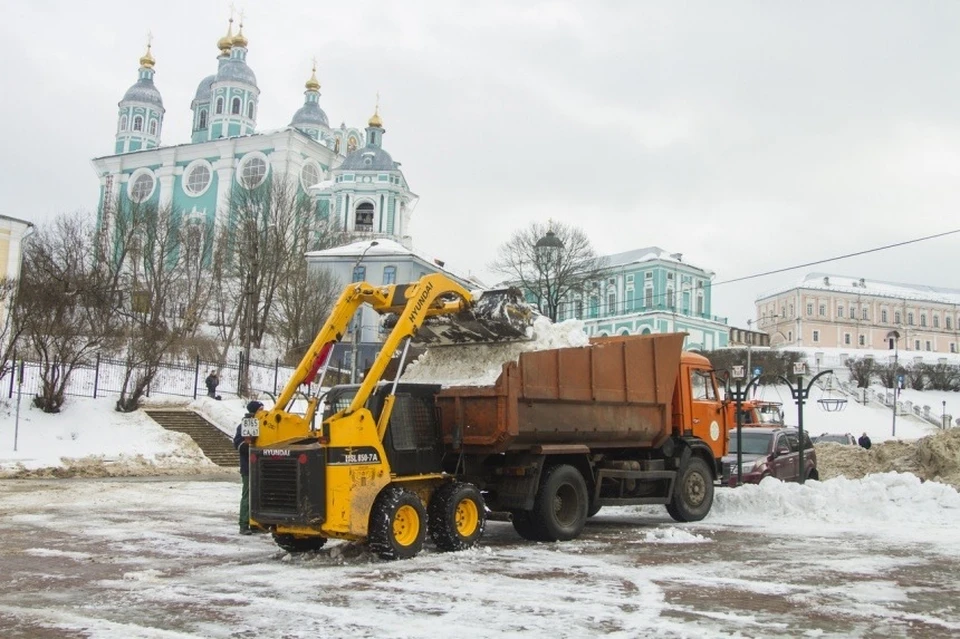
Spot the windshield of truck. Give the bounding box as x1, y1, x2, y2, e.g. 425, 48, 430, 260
728, 432, 772, 456
691, 370, 717, 400
757, 405, 783, 424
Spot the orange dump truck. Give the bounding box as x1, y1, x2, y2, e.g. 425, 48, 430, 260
434, 332, 731, 541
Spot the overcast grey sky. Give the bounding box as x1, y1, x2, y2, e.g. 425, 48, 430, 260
3, 1, 960, 326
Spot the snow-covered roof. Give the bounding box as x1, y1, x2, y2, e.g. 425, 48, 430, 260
305, 239, 486, 287
758, 272, 960, 305
602, 246, 713, 276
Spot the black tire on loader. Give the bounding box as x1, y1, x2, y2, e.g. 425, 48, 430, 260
368, 485, 427, 560
428, 482, 486, 551
531, 464, 589, 542
666, 456, 714, 522
272, 533, 327, 553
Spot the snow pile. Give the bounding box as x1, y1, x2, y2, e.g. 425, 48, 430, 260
815, 428, 960, 488
641, 528, 712, 544
0, 396, 234, 479
709, 472, 960, 526
402, 316, 590, 387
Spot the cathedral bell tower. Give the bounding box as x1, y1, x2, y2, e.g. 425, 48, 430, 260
115, 38, 165, 154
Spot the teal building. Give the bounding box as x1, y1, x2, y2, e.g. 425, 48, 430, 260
91, 19, 415, 247
563, 247, 729, 351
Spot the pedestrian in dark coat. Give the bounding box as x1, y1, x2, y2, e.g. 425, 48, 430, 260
234, 400, 262, 535
858, 432, 872, 449
205, 370, 220, 398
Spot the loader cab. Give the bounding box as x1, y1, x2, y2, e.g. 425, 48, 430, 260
323, 383, 445, 476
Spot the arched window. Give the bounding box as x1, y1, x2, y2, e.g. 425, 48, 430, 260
355, 202, 374, 232
119, 115, 128, 131
231, 98, 241, 115
215, 97, 224, 114
247, 102, 255, 119
148, 120, 157, 135
198, 109, 207, 129
133, 115, 143, 131
352, 265, 366, 282
382, 266, 397, 285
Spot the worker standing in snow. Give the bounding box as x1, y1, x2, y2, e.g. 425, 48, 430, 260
858, 432, 872, 449
234, 401, 262, 535
205, 370, 220, 399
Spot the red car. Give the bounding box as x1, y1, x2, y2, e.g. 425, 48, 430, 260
722, 427, 818, 486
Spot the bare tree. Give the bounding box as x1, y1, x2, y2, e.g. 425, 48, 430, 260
110, 200, 216, 412
0, 277, 26, 382
224, 174, 334, 393
272, 219, 346, 365
489, 220, 605, 321
18, 212, 121, 412
877, 362, 905, 389
845, 357, 876, 388
923, 362, 958, 391
904, 363, 926, 390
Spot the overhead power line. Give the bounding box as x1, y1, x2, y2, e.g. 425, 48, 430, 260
713, 228, 960, 288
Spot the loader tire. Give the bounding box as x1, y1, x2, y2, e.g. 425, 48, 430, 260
428, 482, 485, 552
531, 464, 588, 542
272, 533, 326, 553
666, 456, 713, 522
368, 485, 426, 560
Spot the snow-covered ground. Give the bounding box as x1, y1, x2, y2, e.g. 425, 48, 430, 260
2, 348, 960, 635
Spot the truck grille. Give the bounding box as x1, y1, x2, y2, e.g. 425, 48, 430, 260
259, 458, 299, 513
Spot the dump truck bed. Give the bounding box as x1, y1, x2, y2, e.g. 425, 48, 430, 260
436, 333, 686, 454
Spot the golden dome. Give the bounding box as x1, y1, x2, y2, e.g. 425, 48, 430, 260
139, 42, 155, 69
368, 105, 382, 128
305, 63, 320, 91
232, 21, 248, 48
217, 17, 234, 54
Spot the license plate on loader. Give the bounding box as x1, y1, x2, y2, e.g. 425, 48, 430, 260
240, 417, 259, 437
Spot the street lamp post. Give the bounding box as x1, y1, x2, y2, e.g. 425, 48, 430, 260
535, 229, 564, 321
350, 241, 379, 384
887, 330, 900, 437
778, 362, 833, 485
669, 253, 682, 331
728, 365, 763, 485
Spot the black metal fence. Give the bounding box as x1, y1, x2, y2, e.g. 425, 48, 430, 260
1, 342, 383, 402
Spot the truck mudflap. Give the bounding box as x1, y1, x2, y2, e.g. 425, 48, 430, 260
250, 440, 326, 528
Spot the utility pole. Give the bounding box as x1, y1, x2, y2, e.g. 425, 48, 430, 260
887, 330, 900, 437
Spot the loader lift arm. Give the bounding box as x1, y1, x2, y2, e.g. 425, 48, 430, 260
253, 273, 533, 448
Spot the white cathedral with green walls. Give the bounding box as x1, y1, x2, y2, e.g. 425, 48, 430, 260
91, 18, 417, 248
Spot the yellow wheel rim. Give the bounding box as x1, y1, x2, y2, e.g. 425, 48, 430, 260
454, 498, 479, 537
393, 504, 420, 547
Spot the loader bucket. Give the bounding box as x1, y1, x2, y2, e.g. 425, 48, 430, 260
385, 288, 536, 346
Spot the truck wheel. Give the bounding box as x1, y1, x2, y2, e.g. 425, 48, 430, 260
532, 464, 588, 541
587, 502, 602, 518
429, 482, 486, 551
368, 486, 426, 560
510, 510, 545, 541
272, 533, 327, 553
666, 456, 714, 522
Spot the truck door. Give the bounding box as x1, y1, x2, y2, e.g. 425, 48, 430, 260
689, 368, 725, 455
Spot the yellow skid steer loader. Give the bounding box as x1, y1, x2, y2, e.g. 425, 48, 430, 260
244, 273, 534, 559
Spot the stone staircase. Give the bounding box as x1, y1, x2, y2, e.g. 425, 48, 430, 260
145, 410, 237, 467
